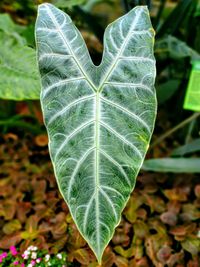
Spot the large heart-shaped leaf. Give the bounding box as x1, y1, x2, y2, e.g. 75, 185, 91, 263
35, 3, 156, 263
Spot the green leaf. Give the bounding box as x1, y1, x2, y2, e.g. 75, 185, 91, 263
155, 35, 200, 61
35, 3, 156, 263
156, 79, 180, 104
3, 219, 22, 235
53, 0, 86, 7
0, 32, 40, 100
0, 13, 26, 44
142, 158, 200, 173
181, 237, 200, 255
171, 138, 200, 156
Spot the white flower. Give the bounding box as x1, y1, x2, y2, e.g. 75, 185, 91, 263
45, 254, 50, 261
36, 258, 41, 263
27, 264, 33, 267
31, 252, 37, 259
56, 253, 62, 259
28, 245, 34, 251
32, 246, 38, 251
24, 250, 30, 255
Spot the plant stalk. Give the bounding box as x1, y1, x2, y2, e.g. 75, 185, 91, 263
150, 112, 200, 149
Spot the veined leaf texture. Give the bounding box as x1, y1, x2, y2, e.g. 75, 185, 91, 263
35, 4, 157, 263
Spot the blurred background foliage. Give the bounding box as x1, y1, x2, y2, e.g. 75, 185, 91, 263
0, 1, 200, 266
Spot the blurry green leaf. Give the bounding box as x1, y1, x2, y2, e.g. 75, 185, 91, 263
83, 0, 113, 11
133, 220, 149, 239
142, 158, 200, 173
124, 195, 143, 223
157, 79, 180, 104
181, 204, 200, 221
171, 138, 200, 156
20, 24, 35, 46
114, 246, 134, 258
156, 0, 195, 37
0, 32, 40, 100
3, 219, 22, 235
0, 200, 16, 220
195, 0, 200, 16
0, 233, 22, 249
181, 238, 200, 255
112, 233, 129, 246
155, 35, 200, 61
115, 256, 129, 267
0, 13, 25, 45
53, 0, 86, 7
71, 248, 90, 265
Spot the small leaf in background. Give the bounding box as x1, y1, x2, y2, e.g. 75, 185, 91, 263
156, 245, 172, 263
115, 256, 128, 267
113, 246, 134, 259
143, 194, 165, 213
50, 236, 68, 254
70, 248, 90, 265
163, 187, 190, 202
132, 238, 144, 260
32, 179, 47, 204
155, 35, 200, 61
50, 212, 67, 239
181, 238, 200, 256
194, 184, 200, 198
3, 219, 22, 235
112, 233, 129, 246
129, 257, 149, 267
142, 158, 200, 173
171, 138, 200, 156
180, 204, 200, 221
169, 223, 196, 239
0, 233, 22, 249
156, 79, 180, 104
0, 200, 16, 220
53, 0, 86, 7
160, 211, 178, 226
101, 247, 115, 267
124, 194, 143, 223
133, 220, 149, 239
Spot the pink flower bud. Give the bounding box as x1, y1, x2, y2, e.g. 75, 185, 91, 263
10, 246, 18, 256
31, 260, 36, 266
0, 252, 7, 261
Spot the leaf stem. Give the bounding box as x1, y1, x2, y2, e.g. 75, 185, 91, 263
150, 112, 200, 149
